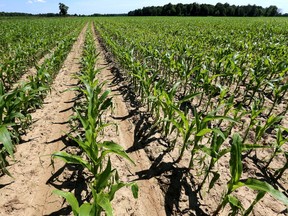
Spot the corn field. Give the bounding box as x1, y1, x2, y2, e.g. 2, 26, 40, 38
0, 18, 86, 176
0, 16, 287, 216
95, 17, 288, 215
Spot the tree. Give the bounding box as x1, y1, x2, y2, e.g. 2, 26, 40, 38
127, 3, 280, 17
265, 5, 279, 16
59, 3, 68, 16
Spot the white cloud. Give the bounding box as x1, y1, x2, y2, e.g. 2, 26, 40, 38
27, 0, 46, 4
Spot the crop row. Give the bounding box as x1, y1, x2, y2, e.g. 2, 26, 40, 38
0, 19, 85, 176
0, 18, 84, 90
52, 23, 138, 216
94, 17, 288, 215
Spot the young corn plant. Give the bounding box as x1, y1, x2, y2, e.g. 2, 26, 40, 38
197, 128, 228, 192
0, 81, 26, 176
265, 78, 288, 117
265, 127, 288, 169
213, 133, 288, 216
52, 27, 138, 216
188, 105, 238, 169
53, 74, 138, 216
94, 18, 288, 214
242, 99, 264, 144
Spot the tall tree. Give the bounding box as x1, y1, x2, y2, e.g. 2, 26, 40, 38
59, 3, 69, 16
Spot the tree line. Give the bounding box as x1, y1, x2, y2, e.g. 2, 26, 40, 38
0, 12, 62, 17
0, 3, 69, 17
128, 3, 283, 17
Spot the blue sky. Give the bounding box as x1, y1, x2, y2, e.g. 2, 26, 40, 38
0, 0, 287, 15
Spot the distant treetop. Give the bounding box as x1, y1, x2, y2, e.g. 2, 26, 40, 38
59, 3, 69, 16
128, 2, 280, 17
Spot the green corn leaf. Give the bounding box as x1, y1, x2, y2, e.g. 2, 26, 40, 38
100, 141, 135, 165
53, 190, 79, 215
242, 144, 269, 151
100, 98, 112, 111
52, 151, 92, 171
0, 82, 4, 96
196, 128, 212, 137
95, 158, 112, 191
79, 203, 92, 216
198, 145, 212, 156
169, 81, 181, 95
257, 115, 284, 140
227, 195, 243, 210
8, 111, 25, 121
131, 182, 139, 199
66, 133, 95, 160
218, 148, 231, 158
0, 125, 14, 158
184, 121, 196, 144
230, 133, 243, 185
280, 83, 288, 92
109, 182, 126, 200
99, 89, 111, 103
203, 115, 238, 123
241, 179, 288, 206
173, 106, 189, 130
193, 107, 200, 131
75, 109, 88, 130
276, 127, 284, 147
178, 92, 201, 104
212, 128, 227, 140
244, 191, 266, 216
96, 192, 113, 216
170, 118, 184, 136
0, 150, 12, 177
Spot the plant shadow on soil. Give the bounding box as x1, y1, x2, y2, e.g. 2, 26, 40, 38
136, 152, 209, 216
248, 154, 288, 197
45, 166, 90, 216
109, 66, 141, 109
107, 61, 210, 216
45, 135, 91, 216
0, 182, 13, 189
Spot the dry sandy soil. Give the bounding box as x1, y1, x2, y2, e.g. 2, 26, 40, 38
0, 21, 287, 216
0, 22, 166, 216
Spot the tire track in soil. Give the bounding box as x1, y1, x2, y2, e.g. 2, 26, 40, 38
0, 23, 88, 216
91, 24, 166, 216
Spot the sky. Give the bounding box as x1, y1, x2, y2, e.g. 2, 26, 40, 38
0, 0, 287, 15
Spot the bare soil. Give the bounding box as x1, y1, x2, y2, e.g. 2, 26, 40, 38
0, 23, 87, 216
0, 21, 287, 216
92, 24, 288, 216
0, 22, 167, 216
91, 24, 166, 216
